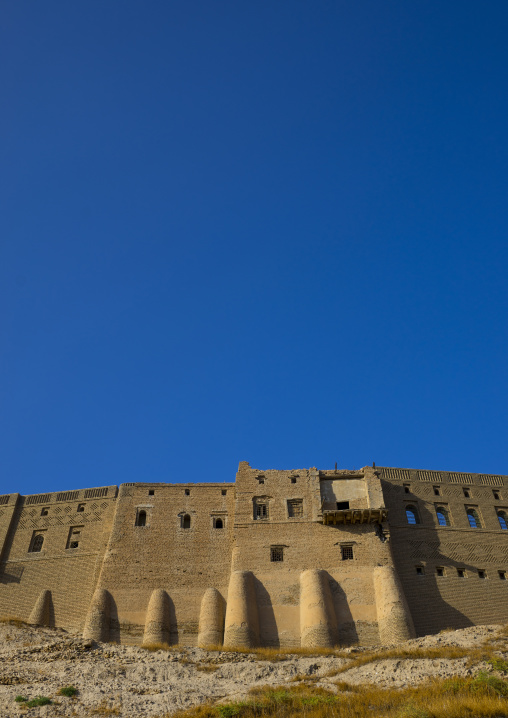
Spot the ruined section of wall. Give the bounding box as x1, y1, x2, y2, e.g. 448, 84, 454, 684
95, 482, 235, 645
0, 487, 117, 629
380, 467, 508, 636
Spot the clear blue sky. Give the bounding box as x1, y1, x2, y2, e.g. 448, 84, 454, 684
1, 1, 507, 495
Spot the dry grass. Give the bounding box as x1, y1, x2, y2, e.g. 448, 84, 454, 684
91, 701, 122, 715
0, 615, 29, 629
196, 664, 219, 673
168, 674, 508, 718
141, 642, 173, 652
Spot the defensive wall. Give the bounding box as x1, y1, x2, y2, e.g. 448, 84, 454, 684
1, 463, 507, 647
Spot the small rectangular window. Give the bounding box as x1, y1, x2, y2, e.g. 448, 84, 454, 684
457, 568, 466, 578
463, 487, 470, 498
336, 501, 350, 510
222, 489, 227, 496
403, 484, 410, 494
270, 546, 284, 562
287, 499, 303, 518
40, 507, 49, 516
415, 566, 424, 576
148, 490, 154, 496
478, 569, 487, 579
499, 571, 506, 580
255, 502, 268, 520
341, 545, 354, 561
291, 477, 297, 484
258, 478, 265, 484
493, 490, 501, 500
185, 489, 190, 496
436, 567, 445, 577
66, 526, 83, 550
433, 486, 441, 496
77, 503, 85, 512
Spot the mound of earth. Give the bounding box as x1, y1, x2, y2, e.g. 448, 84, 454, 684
0, 621, 504, 716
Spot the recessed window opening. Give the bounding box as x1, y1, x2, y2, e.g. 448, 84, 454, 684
436, 567, 445, 577
270, 546, 284, 562
493, 490, 501, 500
185, 489, 190, 496
77, 504, 85, 512
214, 517, 223, 529
436, 507, 451, 527
254, 500, 269, 520
336, 501, 350, 510
291, 477, 297, 484
136, 510, 147, 527
463, 488, 470, 498
222, 489, 227, 496
257, 477, 265, 485
406, 505, 420, 525
457, 568, 466, 578
149, 490, 154, 496
29, 533, 45, 553
466, 508, 481, 528
433, 486, 441, 496
182, 514, 191, 529
403, 484, 410, 494
478, 569, 487, 579
499, 571, 506, 580
341, 545, 354, 561
66, 526, 82, 549
287, 499, 303, 518
415, 565, 424, 576
498, 511, 508, 530
40, 507, 49, 516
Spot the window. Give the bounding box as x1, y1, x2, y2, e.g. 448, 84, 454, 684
254, 499, 269, 520
270, 546, 284, 562
77, 504, 85, 512
403, 484, 410, 494
415, 566, 425, 576
287, 499, 303, 518
435, 506, 451, 527
478, 570, 487, 579
436, 567, 445, 577
433, 486, 441, 496
291, 477, 297, 484
336, 501, 350, 510
257, 476, 265, 485
463, 487, 470, 498
185, 489, 190, 496
493, 490, 501, 500
499, 571, 506, 580
213, 517, 223, 529
457, 568, 466, 578
182, 514, 191, 529
40, 507, 49, 516
466, 508, 481, 528
29, 532, 45, 553
222, 489, 227, 496
136, 510, 147, 527
66, 526, 83, 549
149, 490, 154, 496
341, 545, 354, 561
498, 511, 508, 530
406, 505, 420, 525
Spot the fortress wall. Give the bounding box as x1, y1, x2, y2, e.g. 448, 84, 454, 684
380, 467, 508, 635
0, 494, 20, 562
232, 464, 391, 646
95, 482, 235, 645
0, 487, 118, 628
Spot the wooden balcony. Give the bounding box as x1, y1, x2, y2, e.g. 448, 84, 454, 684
321, 508, 388, 525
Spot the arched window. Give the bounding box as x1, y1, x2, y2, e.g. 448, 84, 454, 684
136, 510, 146, 527
30, 534, 44, 552
182, 514, 191, 529
214, 518, 223, 529
436, 507, 450, 527
466, 508, 481, 528
405, 505, 419, 525
498, 511, 508, 530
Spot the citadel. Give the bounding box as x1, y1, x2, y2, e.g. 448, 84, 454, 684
1, 462, 508, 648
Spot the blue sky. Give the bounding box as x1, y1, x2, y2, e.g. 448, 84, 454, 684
1, 1, 507, 495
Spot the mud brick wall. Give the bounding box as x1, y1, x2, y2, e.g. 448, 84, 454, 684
0, 487, 117, 629
380, 467, 508, 636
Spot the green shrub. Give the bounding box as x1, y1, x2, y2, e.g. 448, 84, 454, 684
14, 695, 27, 703
26, 696, 52, 707
58, 685, 78, 697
